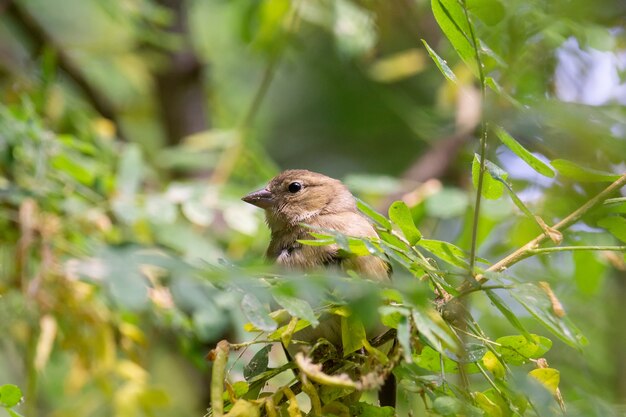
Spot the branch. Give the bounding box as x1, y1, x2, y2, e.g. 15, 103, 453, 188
481, 173, 626, 279
527, 246, 626, 255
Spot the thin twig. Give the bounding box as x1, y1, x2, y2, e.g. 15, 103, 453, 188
527, 246, 626, 255
482, 173, 626, 278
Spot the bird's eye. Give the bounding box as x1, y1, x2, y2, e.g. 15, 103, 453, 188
288, 182, 302, 193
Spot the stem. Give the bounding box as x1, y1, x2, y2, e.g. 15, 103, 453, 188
210, 340, 230, 417
528, 246, 626, 255
483, 173, 626, 278
604, 197, 626, 205
463, 0, 488, 279
459, 0, 487, 399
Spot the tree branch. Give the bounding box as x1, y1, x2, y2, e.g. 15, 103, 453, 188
482, 173, 626, 278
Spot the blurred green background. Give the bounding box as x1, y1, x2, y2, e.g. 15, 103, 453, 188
1, 0, 625, 415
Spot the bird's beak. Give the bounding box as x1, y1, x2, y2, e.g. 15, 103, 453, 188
242, 188, 274, 209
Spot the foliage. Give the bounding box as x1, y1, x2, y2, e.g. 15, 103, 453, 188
0, 0, 625, 416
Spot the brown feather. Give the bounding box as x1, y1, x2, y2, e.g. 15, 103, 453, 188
244, 169, 389, 281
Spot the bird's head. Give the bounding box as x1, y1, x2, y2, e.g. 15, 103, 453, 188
242, 170, 356, 229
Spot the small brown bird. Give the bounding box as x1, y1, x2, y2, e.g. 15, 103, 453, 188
242, 169, 389, 280
242, 169, 395, 406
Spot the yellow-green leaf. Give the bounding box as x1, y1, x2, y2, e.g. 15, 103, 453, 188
482, 350, 505, 379
388, 201, 422, 245
341, 313, 366, 355
529, 368, 560, 394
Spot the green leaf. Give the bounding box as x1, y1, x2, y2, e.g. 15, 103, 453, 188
412, 308, 459, 353
485, 290, 531, 339
273, 293, 319, 326
431, 0, 478, 73
482, 351, 505, 379
419, 239, 468, 268
597, 216, 626, 243
433, 396, 463, 415
551, 159, 620, 182
396, 314, 413, 362
509, 284, 587, 348
495, 335, 552, 365
268, 319, 310, 340
241, 293, 277, 332
51, 153, 94, 185
494, 126, 555, 178
473, 154, 505, 200
474, 391, 502, 417
357, 199, 392, 230
0, 384, 22, 407
229, 382, 249, 399
341, 313, 367, 355
529, 368, 560, 394
7, 409, 25, 417
415, 346, 480, 374
244, 346, 271, 381
388, 201, 422, 245
421, 39, 457, 83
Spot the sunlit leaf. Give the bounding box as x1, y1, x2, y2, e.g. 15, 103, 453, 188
472, 154, 505, 200
495, 334, 553, 365
421, 39, 458, 83
551, 159, 621, 182
0, 384, 22, 408
474, 391, 503, 417
51, 153, 94, 185
431, 0, 478, 73
494, 126, 555, 178
225, 399, 261, 417
482, 350, 505, 379
388, 201, 422, 245
529, 368, 560, 394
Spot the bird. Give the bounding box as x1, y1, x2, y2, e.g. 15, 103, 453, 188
242, 169, 395, 406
